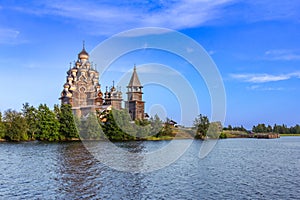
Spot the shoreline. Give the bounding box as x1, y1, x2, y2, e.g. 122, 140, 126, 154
1, 134, 300, 143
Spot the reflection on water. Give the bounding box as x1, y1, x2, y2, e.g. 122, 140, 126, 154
56, 141, 147, 199
0, 137, 300, 199
56, 142, 102, 199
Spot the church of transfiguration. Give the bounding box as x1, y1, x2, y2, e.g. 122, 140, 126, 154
59, 44, 145, 120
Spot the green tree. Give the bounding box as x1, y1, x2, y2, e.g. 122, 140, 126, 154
231, 125, 246, 132
58, 104, 78, 139
36, 104, 60, 141
136, 124, 151, 138
207, 121, 222, 139
53, 104, 61, 118
80, 112, 103, 139
102, 109, 139, 140
134, 119, 151, 138
294, 125, 300, 134
3, 109, 28, 141
219, 132, 227, 139
149, 114, 163, 137
113, 109, 136, 138
161, 118, 173, 136
194, 114, 210, 139
267, 125, 273, 133
22, 103, 38, 140
0, 111, 6, 139
273, 124, 284, 133
281, 124, 289, 134
102, 110, 126, 140
224, 125, 233, 131
252, 123, 267, 133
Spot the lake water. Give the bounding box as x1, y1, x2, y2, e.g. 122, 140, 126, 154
0, 137, 299, 199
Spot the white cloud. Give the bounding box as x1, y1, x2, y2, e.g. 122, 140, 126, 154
265, 49, 300, 61
5, 0, 300, 36
0, 28, 20, 44
247, 85, 284, 91
8, 0, 235, 35
290, 72, 300, 78
230, 72, 300, 83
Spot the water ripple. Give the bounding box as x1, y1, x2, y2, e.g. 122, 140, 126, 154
0, 137, 299, 199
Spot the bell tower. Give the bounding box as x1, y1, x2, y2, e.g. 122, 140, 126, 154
125, 65, 145, 120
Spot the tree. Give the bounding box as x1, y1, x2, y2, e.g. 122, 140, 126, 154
273, 124, 280, 133
80, 112, 103, 140
112, 109, 136, 138
22, 103, 38, 140
135, 119, 151, 139
194, 114, 210, 139
207, 121, 222, 139
36, 104, 60, 141
0, 112, 6, 139
228, 125, 233, 130
102, 110, 133, 140
3, 109, 28, 141
267, 125, 273, 133
161, 118, 173, 137
53, 104, 61, 118
149, 114, 163, 137
58, 104, 78, 139
294, 125, 300, 134
252, 123, 267, 133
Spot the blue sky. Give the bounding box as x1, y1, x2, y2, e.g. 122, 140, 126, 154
0, 0, 300, 128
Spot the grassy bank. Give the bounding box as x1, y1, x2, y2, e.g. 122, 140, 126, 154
280, 134, 300, 136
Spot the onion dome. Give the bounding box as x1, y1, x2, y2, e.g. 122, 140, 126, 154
104, 86, 109, 98
89, 69, 95, 75
71, 67, 78, 73
76, 60, 81, 67
66, 92, 72, 98
110, 81, 116, 92
64, 83, 70, 88
98, 91, 103, 97
67, 75, 73, 81
69, 85, 76, 91
93, 78, 99, 83
78, 41, 89, 60
80, 67, 88, 72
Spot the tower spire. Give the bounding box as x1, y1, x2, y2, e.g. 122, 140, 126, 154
83, 40, 85, 50
127, 64, 142, 87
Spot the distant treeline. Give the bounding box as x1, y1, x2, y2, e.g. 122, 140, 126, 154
223, 125, 247, 132
223, 124, 300, 134
251, 124, 300, 134
0, 103, 174, 142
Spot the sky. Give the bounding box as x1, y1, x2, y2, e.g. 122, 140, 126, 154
0, 0, 300, 128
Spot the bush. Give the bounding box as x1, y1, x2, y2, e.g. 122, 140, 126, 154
219, 132, 227, 139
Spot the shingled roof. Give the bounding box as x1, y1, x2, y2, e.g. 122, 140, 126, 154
128, 66, 142, 87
